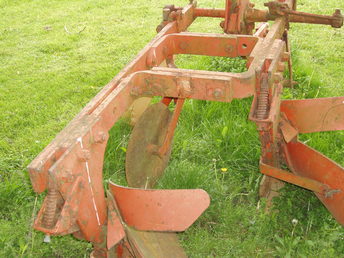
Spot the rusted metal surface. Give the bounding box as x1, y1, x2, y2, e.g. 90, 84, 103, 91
224, 0, 253, 34
124, 227, 187, 258
123, 97, 152, 126
125, 98, 187, 257
126, 102, 172, 188
27, 0, 343, 256
194, 2, 343, 28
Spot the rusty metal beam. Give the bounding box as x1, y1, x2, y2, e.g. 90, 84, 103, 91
260, 161, 329, 195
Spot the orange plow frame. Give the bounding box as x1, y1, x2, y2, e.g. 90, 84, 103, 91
28, 0, 343, 256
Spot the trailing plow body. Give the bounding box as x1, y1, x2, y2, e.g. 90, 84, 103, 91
28, 0, 343, 256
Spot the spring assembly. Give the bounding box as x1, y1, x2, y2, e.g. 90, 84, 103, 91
42, 188, 59, 228
255, 74, 269, 120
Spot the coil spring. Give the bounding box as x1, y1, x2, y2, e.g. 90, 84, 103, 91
256, 74, 269, 120
42, 188, 59, 228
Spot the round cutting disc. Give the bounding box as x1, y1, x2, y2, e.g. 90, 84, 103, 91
126, 102, 172, 188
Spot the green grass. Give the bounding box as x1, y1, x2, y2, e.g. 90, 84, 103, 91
1, 0, 343, 257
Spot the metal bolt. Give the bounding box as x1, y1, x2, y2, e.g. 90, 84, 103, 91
176, 10, 182, 18
164, 4, 175, 10
281, 52, 290, 62
156, 24, 164, 33
179, 42, 188, 50
178, 79, 192, 96
273, 72, 283, 83
131, 87, 140, 96
169, 11, 177, 20
220, 21, 225, 29
146, 144, 159, 155
78, 149, 90, 162
163, 8, 171, 21
225, 44, 234, 53
332, 9, 343, 28
277, 62, 286, 72
94, 132, 107, 144
213, 88, 223, 99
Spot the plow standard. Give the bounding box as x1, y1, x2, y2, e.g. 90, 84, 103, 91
28, 0, 343, 257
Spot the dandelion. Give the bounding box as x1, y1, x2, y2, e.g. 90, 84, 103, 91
292, 219, 298, 226
221, 168, 228, 172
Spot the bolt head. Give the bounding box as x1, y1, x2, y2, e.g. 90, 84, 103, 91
78, 149, 91, 161
273, 72, 283, 83
213, 88, 223, 99
131, 87, 140, 96
277, 62, 286, 72
282, 52, 290, 62
94, 132, 108, 144
179, 79, 192, 96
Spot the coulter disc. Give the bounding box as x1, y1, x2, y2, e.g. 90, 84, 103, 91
125, 102, 186, 258
126, 102, 172, 188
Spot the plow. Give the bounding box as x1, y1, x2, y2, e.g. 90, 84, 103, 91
28, 0, 344, 257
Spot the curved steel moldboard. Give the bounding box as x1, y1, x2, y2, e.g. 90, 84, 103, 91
286, 141, 344, 225
281, 97, 344, 133
109, 182, 210, 232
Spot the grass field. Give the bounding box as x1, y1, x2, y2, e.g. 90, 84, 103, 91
0, 0, 343, 257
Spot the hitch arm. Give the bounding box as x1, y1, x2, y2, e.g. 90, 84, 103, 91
193, 3, 343, 28
260, 2, 343, 28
